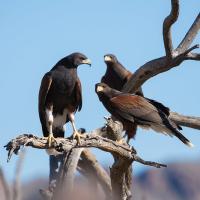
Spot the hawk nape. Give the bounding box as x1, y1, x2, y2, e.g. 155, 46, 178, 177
95, 83, 193, 147
101, 54, 143, 96
38, 52, 91, 146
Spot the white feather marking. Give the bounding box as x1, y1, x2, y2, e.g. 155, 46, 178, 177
46, 109, 53, 124
186, 141, 194, 148
53, 108, 68, 129
45, 108, 68, 132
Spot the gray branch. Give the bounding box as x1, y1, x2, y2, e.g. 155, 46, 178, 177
176, 13, 200, 55
170, 112, 200, 130
185, 52, 200, 61
163, 0, 179, 58
122, 1, 200, 95
4, 134, 166, 168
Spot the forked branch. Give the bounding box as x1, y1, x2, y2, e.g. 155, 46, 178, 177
123, 0, 200, 94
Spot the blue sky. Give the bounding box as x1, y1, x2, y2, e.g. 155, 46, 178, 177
0, 0, 200, 181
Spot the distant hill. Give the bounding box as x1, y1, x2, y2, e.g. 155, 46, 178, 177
134, 161, 200, 200
1, 161, 200, 200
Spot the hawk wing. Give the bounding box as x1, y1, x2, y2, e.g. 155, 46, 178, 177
110, 95, 164, 125
38, 72, 52, 137
74, 78, 82, 112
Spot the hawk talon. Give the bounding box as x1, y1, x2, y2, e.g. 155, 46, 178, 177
116, 139, 124, 145
45, 133, 57, 147
72, 131, 85, 145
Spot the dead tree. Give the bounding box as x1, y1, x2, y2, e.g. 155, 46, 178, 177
4, 0, 200, 200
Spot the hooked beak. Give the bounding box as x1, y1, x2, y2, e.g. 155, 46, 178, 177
104, 55, 112, 62
82, 58, 92, 66
96, 85, 104, 93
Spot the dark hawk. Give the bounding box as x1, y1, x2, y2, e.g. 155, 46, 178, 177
101, 54, 143, 96
101, 54, 143, 142
38, 52, 91, 146
95, 83, 193, 147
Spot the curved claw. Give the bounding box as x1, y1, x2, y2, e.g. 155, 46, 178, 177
116, 139, 125, 145
47, 133, 57, 147
72, 131, 85, 145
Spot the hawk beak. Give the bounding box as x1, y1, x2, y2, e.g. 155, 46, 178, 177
82, 58, 91, 66
96, 85, 104, 92
104, 56, 112, 62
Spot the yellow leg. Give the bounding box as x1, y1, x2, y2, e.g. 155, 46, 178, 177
71, 121, 85, 144
46, 122, 56, 147
47, 133, 57, 147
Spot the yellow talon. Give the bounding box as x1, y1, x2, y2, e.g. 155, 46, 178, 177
47, 133, 56, 147
116, 139, 124, 145
72, 131, 85, 145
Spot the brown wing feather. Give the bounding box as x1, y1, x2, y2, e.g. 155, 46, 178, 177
75, 78, 82, 112
38, 72, 52, 137
110, 95, 163, 124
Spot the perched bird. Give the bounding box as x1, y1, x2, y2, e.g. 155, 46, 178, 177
101, 54, 143, 96
101, 54, 143, 142
95, 83, 193, 147
38, 52, 91, 146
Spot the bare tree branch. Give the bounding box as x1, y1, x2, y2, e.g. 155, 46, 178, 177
0, 167, 11, 200
170, 112, 200, 130
13, 149, 25, 200
180, 44, 199, 57
122, 56, 181, 93
176, 13, 200, 55
163, 0, 179, 58
185, 52, 200, 61
4, 134, 166, 169
122, 3, 200, 96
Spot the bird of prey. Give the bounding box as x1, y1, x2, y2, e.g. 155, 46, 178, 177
101, 54, 143, 96
101, 54, 143, 142
95, 83, 193, 147
38, 52, 91, 146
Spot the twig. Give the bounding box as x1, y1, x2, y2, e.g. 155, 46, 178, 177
185, 52, 200, 61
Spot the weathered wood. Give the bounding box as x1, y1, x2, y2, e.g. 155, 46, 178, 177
163, 0, 179, 58
170, 112, 200, 130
